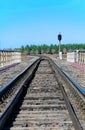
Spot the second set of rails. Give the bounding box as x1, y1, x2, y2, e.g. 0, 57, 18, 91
0, 56, 85, 130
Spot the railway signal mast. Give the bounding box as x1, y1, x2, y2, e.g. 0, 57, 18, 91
58, 33, 62, 59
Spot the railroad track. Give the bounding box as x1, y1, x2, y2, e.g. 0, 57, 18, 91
53, 58, 85, 88
0, 57, 85, 130
0, 56, 38, 88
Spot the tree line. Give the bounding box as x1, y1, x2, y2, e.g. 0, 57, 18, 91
20, 43, 85, 54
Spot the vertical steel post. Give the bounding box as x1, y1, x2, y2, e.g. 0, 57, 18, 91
58, 33, 62, 59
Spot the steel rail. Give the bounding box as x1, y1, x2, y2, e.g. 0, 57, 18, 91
0, 56, 84, 130
0, 58, 40, 102
0, 57, 41, 129
61, 69, 85, 96
49, 58, 83, 130
0, 63, 19, 72
59, 82, 83, 130
52, 59, 85, 96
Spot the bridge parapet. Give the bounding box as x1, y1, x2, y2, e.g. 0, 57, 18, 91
67, 50, 85, 65
0, 50, 21, 68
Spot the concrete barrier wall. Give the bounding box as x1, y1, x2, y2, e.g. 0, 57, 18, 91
67, 52, 76, 62
0, 50, 21, 68
67, 50, 85, 65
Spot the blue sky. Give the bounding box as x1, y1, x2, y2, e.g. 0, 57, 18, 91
0, 0, 85, 49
